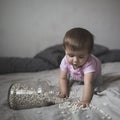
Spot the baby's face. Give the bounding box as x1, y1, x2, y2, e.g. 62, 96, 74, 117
65, 48, 90, 69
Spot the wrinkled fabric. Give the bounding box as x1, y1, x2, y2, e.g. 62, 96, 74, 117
0, 62, 120, 120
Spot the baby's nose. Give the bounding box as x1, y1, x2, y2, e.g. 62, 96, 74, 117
73, 56, 79, 63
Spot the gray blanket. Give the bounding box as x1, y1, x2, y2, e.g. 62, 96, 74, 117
0, 44, 120, 74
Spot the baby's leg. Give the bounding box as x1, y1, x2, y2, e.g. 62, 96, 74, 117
69, 80, 75, 87
93, 76, 103, 93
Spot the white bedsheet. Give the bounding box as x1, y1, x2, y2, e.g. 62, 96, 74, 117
0, 62, 120, 120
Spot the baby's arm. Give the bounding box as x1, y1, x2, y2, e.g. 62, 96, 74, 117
59, 70, 68, 98
78, 72, 94, 107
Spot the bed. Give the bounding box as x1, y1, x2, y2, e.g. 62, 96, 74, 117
0, 44, 120, 120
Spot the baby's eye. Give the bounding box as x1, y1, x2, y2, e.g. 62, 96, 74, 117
68, 54, 74, 57
79, 56, 84, 59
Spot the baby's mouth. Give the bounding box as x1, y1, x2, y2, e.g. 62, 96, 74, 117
73, 64, 78, 69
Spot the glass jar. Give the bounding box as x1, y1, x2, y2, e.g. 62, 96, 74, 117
8, 81, 65, 110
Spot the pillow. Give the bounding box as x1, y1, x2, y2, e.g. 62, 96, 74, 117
98, 49, 120, 63
34, 44, 109, 66
92, 44, 109, 56
34, 44, 65, 67
0, 57, 55, 74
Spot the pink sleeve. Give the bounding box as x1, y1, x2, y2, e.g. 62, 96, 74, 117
83, 55, 101, 76
83, 64, 95, 74
83, 61, 96, 74
60, 56, 68, 72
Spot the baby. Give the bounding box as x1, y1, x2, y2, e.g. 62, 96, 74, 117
59, 28, 102, 107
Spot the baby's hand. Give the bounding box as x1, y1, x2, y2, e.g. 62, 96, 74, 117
58, 92, 68, 98
77, 100, 90, 108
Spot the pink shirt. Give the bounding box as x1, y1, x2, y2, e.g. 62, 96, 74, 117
60, 54, 101, 81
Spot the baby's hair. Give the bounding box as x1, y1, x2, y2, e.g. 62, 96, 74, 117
63, 28, 94, 53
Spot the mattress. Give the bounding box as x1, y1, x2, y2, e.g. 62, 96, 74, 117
0, 62, 120, 120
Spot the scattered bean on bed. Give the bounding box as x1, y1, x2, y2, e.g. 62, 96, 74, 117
58, 98, 112, 120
